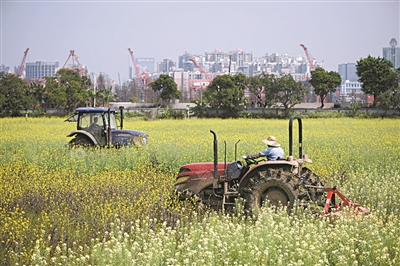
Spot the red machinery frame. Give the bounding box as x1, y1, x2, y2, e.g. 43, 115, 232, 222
323, 187, 370, 215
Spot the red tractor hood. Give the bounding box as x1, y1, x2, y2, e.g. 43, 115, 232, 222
179, 162, 226, 174
175, 162, 226, 194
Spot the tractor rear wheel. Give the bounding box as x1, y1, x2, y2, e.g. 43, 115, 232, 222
299, 167, 325, 202
68, 136, 94, 159
242, 168, 299, 212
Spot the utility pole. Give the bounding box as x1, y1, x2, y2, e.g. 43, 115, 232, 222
228, 55, 232, 75
93, 73, 96, 107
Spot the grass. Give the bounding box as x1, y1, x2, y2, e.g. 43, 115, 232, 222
0, 117, 399, 265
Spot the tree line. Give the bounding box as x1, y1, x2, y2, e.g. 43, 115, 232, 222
148, 56, 400, 117
0, 69, 116, 116
1, 55, 399, 117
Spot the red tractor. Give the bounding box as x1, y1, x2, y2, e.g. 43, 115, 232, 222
174, 116, 369, 215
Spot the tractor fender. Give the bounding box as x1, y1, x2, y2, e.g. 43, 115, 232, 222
239, 160, 298, 188
67, 130, 99, 146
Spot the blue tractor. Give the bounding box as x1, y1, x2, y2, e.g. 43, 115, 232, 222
65, 107, 149, 148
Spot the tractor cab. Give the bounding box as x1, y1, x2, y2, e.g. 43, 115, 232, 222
76, 110, 118, 131
65, 107, 149, 148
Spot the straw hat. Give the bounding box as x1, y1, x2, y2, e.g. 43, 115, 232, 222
262, 136, 280, 147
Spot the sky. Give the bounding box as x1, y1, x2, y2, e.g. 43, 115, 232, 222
1, 0, 399, 82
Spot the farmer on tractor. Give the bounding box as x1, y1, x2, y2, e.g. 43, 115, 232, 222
88, 116, 101, 130
242, 135, 285, 161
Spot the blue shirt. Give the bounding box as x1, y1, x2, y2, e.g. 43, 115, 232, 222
260, 146, 285, 161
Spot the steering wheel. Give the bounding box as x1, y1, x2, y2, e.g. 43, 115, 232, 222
244, 157, 266, 166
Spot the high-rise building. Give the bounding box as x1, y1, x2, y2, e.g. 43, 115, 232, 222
231, 49, 252, 67
172, 70, 191, 101
157, 59, 176, 73
205, 49, 229, 62
0, 64, 10, 73
383, 38, 400, 69
338, 63, 358, 83
179, 52, 192, 69
25, 61, 59, 79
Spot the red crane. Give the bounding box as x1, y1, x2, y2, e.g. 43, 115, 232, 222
62, 50, 87, 76
128, 48, 143, 85
17, 48, 29, 78
142, 71, 152, 85
189, 58, 212, 81
300, 44, 316, 71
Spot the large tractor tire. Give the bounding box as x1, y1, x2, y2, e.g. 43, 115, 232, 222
299, 167, 325, 202
242, 167, 326, 213
69, 136, 94, 159
242, 168, 299, 212
69, 135, 94, 148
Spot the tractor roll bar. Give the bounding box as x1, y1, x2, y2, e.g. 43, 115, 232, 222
289, 116, 303, 158
107, 108, 112, 148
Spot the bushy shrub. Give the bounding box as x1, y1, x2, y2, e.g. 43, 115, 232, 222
156, 107, 186, 119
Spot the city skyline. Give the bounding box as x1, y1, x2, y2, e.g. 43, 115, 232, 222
1, 0, 398, 82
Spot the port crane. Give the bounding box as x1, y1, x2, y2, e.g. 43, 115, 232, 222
300, 44, 316, 71
142, 71, 152, 85
62, 50, 87, 76
189, 58, 212, 81
17, 48, 29, 78
127, 48, 144, 85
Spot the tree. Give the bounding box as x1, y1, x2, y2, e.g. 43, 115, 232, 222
65, 80, 88, 112
309, 68, 341, 108
263, 73, 307, 114
148, 74, 181, 106
44, 76, 66, 109
28, 80, 47, 110
0, 72, 33, 116
128, 79, 140, 102
98, 86, 116, 107
203, 74, 245, 117
232, 73, 248, 106
392, 68, 400, 111
55, 69, 90, 113
94, 73, 116, 107
391, 87, 400, 111
192, 98, 208, 118
356, 55, 398, 107
44, 69, 90, 112
247, 74, 264, 107
375, 67, 400, 113
115, 80, 137, 102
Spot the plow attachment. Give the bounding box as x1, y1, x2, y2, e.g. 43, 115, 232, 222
319, 187, 370, 215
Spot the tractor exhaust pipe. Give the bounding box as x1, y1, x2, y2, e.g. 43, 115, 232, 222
119, 106, 124, 129
289, 116, 303, 158
210, 130, 219, 181
235, 140, 240, 161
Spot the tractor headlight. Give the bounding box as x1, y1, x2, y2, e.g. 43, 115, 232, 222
141, 136, 149, 145
133, 135, 149, 146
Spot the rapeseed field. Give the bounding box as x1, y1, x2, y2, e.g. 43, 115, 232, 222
1, 117, 399, 265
